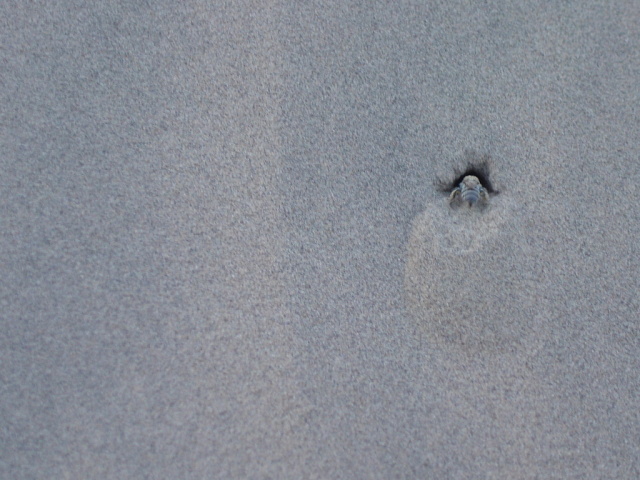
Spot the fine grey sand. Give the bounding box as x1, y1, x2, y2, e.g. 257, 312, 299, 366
2, 1, 640, 478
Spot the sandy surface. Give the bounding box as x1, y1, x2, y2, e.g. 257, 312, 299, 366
2, 1, 640, 478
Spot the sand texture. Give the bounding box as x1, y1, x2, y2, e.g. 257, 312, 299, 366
2, 1, 640, 478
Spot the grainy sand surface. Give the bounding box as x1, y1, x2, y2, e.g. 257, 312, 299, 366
2, 1, 640, 478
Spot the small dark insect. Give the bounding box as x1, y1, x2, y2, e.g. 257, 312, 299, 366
449, 175, 490, 207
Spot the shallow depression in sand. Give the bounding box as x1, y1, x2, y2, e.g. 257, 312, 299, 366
404, 196, 545, 353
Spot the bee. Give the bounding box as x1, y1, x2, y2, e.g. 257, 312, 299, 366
448, 175, 490, 207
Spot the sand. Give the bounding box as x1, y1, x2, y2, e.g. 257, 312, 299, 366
2, 1, 639, 478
